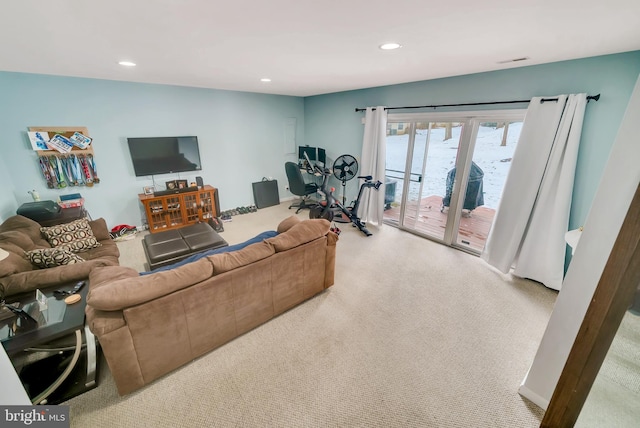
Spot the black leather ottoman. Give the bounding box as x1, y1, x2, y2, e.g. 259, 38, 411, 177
142, 223, 228, 270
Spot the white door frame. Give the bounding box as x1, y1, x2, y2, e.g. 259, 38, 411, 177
387, 109, 527, 252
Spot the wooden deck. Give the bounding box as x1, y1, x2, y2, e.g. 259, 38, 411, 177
383, 195, 495, 252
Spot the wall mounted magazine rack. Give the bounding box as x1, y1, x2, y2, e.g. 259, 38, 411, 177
28, 126, 100, 189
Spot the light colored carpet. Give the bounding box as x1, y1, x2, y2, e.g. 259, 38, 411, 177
576, 312, 640, 427
67, 202, 557, 427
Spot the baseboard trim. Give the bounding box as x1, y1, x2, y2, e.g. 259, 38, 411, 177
518, 383, 549, 410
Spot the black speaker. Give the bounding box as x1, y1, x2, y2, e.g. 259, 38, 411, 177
195, 176, 204, 189
252, 179, 280, 209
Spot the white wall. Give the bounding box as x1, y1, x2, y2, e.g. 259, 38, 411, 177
519, 73, 640, 408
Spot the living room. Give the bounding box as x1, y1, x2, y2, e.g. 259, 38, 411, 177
2, 52, 639, 230
1, 1, 640, 427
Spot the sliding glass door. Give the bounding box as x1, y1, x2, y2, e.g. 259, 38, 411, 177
383, 110, 525, 254
453, 120, 523, 252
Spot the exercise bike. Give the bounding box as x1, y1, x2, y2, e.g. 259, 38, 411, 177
307, 161, 382, 236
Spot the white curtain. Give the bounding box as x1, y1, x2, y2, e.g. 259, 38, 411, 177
481, 94, 587, 290
359, 106, 387, 226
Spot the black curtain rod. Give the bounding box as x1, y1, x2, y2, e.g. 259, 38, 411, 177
354, 94, 600, 112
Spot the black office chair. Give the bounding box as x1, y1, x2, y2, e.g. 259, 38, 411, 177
285, 162, 318, 213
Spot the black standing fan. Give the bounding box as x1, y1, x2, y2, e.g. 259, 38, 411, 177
332, 154, 358, 206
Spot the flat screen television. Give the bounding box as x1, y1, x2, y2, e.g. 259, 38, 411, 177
127, 136, 202, 177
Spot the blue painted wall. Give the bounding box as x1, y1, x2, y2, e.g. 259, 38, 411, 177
304, 51, 640, 239
0, 73, 304, 227
0, 159, 16, 222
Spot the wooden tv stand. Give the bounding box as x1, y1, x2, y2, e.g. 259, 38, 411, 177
138, 185, 217, 233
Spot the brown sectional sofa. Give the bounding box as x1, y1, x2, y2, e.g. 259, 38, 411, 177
0, 215, 119, 297
85, 216, 338, 395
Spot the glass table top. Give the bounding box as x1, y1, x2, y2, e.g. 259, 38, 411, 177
0, 297, 67, 342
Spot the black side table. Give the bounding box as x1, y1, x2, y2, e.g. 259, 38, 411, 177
1, 281, 98, 404
37, 207, 91, 227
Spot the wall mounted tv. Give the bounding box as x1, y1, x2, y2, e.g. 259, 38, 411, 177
127, 136, 202, 177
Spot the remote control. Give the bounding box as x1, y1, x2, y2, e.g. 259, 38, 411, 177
53, 281, 86, 299
71, 280, 86, 294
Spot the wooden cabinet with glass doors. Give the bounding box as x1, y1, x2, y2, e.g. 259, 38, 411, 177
138, 185, 217, 233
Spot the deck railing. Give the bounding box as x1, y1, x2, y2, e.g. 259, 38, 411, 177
385, 168, 422, 183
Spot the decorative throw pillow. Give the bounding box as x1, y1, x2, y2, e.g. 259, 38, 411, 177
40, 218, 102, 253
25, 247, 85, 269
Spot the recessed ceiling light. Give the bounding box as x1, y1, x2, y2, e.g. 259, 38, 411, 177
260, 78, 272, 82
118, 61, 136, 67
379, 43, 402, 50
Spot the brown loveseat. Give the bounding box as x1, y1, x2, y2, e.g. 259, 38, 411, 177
0, 215, 120, 297
85, 216, 338, 395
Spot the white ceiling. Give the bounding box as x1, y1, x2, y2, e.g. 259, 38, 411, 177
1, 0, 639, 97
